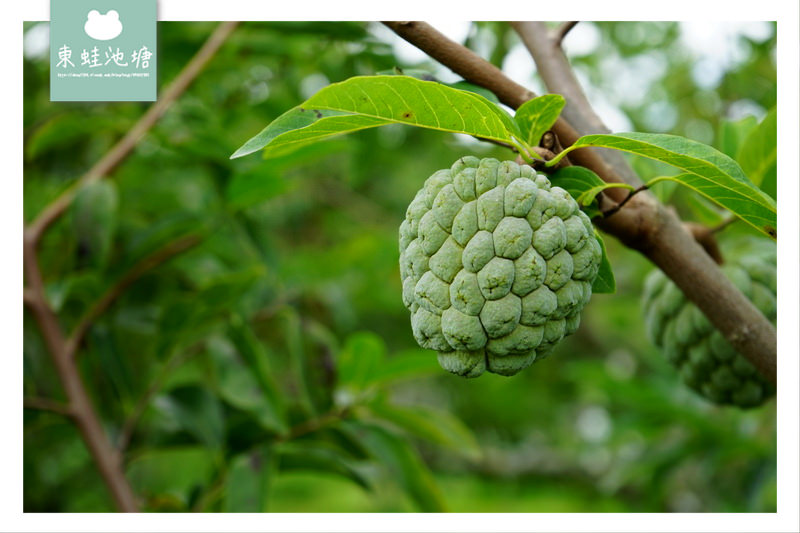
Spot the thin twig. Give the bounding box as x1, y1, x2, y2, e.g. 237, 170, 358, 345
26, 21, 240, 246
553, 21, 579, 48
67, 234, 203, 359
600, 185, 648, 219
24, 397, 74, 418
710, 216, 737, 234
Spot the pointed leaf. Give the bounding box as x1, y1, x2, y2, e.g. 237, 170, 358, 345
514, 94, 566, 146
231, 106, 388, 159
550, 132, 777, 239
232, 76, 524, 160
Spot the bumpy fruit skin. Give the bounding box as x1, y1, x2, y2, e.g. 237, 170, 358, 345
399, 156, 602, 377
641, 242, 776, 407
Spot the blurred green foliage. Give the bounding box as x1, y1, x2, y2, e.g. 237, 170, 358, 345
23, 21, 776, 513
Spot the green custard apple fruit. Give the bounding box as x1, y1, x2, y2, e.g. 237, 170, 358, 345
399, 156, 602, 377
641, 241, 776, 407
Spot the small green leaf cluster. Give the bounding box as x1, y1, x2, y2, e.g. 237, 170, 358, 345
399, 157, 602, 377
641, 241, 776, 407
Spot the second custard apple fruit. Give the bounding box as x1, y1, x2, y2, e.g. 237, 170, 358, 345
399, 156, 602, 377
641, 240, 776, 407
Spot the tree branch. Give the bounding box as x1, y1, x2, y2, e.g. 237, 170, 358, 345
24, 397, 75, 418
23, 234, 138, 512
383, 21, 776, 384
68, 234, 203, 358
553, 21, 579, 48
684, 222, 724, 265
26, 21, 240, 247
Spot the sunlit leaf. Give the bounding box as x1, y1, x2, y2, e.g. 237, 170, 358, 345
514, 94, 565, 147
231, 107, 389, 159
232, 76, 524, 159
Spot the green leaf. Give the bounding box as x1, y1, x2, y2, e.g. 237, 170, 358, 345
126, 447, 216, 507
549, 166, 606, 218
336, 331, 386, 393
592, 231, 615, 294
231, 106, 389, 159
737, 107, 776, 198
550, 132, 777, 239
374, 69, 499, 103
718, 115, 758, 158
365, 402, 481, 461
339, 420, 447, 512
232, 76, 524, 160
276, 441, 372, 490
71, 181, 118, 268
223, 446, 273, 512
514, 94, 565, 147
227, 315, 288, 434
